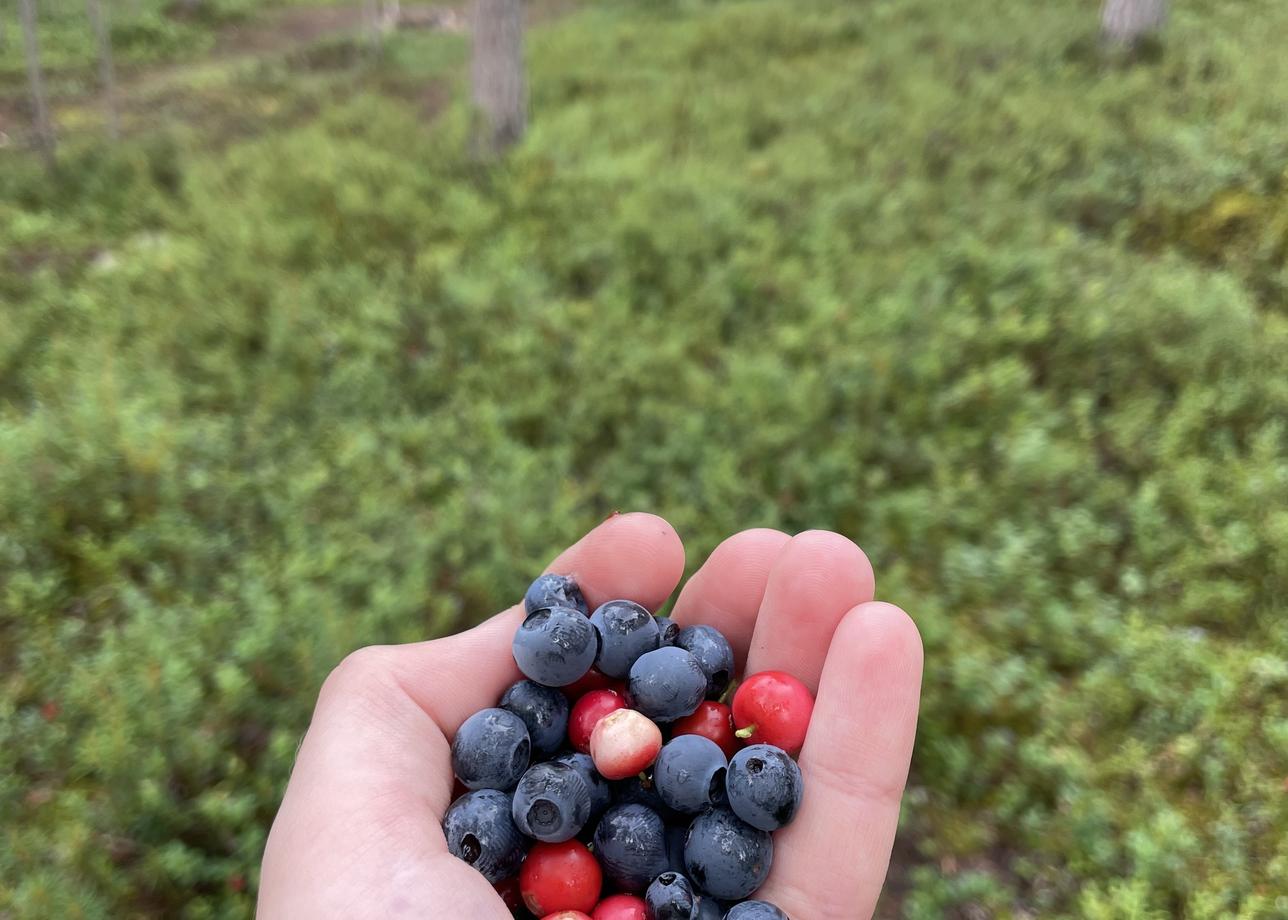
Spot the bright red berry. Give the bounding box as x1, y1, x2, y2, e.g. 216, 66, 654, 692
671, 700, 738, 759
542, 913, 594, 920
591, 893, 649, 920
569, 689, 627, 753
732, 670, 814, 755
520, 840, 602, 916
589, 708, 663, 780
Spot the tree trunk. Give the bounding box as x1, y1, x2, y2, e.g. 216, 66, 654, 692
18, 0, 55, 168
362, 0, 381, 47
86, 0, 120, 140
1101, 0, 1169, 46
471, 0, 525, 157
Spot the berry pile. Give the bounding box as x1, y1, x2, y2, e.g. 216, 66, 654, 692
442, 573, 813, 920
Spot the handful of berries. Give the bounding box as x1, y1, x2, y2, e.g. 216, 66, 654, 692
443, 573, 816, 920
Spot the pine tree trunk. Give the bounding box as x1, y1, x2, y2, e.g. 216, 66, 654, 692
86, 0, 120, 140
18, 0, 55, 168
471, 0, 525, 157
1101, 0, 1169, 46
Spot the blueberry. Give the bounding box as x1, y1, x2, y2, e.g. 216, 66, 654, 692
664, 822, 689, 874
674, 625, 735, 699
646, 871, 699, 920
695, 898, 723, 919
524, 573, 588, 616
499, 679, 570, 758
590, 599, 661, 678
726, 744, 803, 831
513, 605, 599, 687
552, 750, 612, 822
614, 774, 682, 825
451, 708, 531, 791
441, 789, 527, 883
511, 761, 592, 842
655, 615, 681, 646
683, 808, 773, 900
592, 803, 671, 893
724, 901, 789, 920
628, 647, 707, 723
654, 735, 728, 815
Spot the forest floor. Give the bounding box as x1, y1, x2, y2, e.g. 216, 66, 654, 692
1, 0, 574, 148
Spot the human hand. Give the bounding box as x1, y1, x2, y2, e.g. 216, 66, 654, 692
258, 513, 923, 919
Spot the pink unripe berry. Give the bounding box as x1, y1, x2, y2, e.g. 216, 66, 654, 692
589, 709, 662, 780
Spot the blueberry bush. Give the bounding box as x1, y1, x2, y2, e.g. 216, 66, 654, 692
2, 0, 1287, 917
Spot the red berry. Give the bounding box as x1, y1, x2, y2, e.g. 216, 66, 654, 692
589, 708, 663, 780
494, 876, 523, 911
542, 913, 593, 920
671, 700, 738, 759
520, 840, 603, 916
562, 668, 623, 700
569, 689, 627, 753
591, 893, 649, 920
732, 670, 814, 755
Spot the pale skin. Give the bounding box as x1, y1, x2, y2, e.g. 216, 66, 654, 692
259, 513, 924, 919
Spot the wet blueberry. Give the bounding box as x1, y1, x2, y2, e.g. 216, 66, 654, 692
654, 735, 728, 815
674, 625, 735, 699
524, 573, 588, 616
451, 708, 531, 791
628, 647, 707, 723
592, 803, 671, 893
645, 871, 699, 920
511, 761, 592, 842
590, 600, 661, 679
499, 679, 570, 759
513, 605, 599, 687
442, 788, 527, 883
725, 744, 803, 832
683, 808, 773, 900
724, 901, 789, 920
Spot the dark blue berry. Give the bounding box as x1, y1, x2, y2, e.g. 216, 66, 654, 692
451, 708, 530, 791
684, 808, 773, 900
654, 735, 728, 815
726, 744, 803, 831
524, 573, 588, 616
511, 761, 592, 842
724, 901, 788, 919
513, 605, 599, 687
695, 898, 723, 919
613, 774, 679, 823
592, 803, 671, 893
442, 789, 527, 883
665, 822, 689, 874
499, 679, 570, 758
675, 625, 735, 699
552, 750, 612, 822
590, 599, 661, 678
646, 871, 699, 920
628, 647, 707, 723
655, 616, 681, 646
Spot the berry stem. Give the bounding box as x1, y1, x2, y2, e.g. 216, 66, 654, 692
734, 723, 757, 739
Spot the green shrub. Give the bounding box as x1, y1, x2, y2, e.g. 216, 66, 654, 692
3, 0, 1288, 917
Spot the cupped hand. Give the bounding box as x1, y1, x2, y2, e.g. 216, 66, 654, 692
258, 513, 923, 919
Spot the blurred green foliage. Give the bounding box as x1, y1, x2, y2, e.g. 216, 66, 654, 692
3, 0, 1288, 917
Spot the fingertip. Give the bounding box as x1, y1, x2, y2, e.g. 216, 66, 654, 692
833, 601, 924, 682
552, 511, 686, 612
779, 530, 876, 603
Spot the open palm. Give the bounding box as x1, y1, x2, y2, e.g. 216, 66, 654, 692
259, 513, 923, 919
